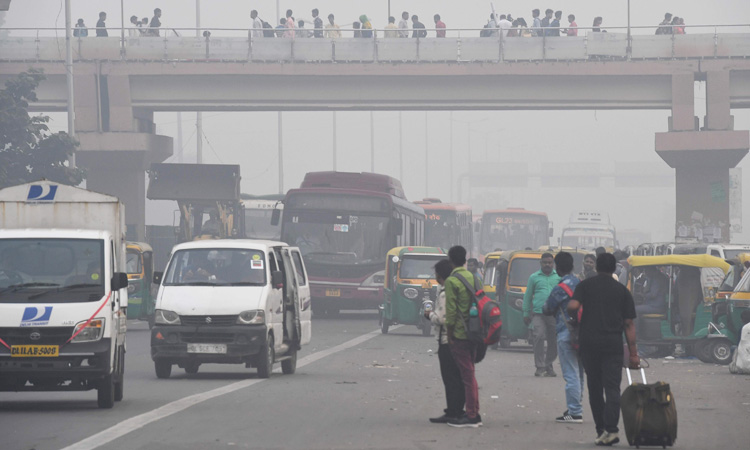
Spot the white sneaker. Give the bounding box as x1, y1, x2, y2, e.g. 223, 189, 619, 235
596, 431, 620, 446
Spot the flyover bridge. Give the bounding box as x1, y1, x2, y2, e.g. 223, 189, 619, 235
1, 28, 749, 241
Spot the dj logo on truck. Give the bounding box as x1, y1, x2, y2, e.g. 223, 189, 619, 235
26, 185, 58, 202
20, 307, 53, 327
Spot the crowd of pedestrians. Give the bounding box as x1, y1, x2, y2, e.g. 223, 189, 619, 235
74, 8, 686, 40
426, 246, 640, 445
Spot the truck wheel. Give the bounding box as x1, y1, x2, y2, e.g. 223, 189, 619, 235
114, 347, 125, 401
184, 363, 200, 374
281, 349, 297, 375
257, 334, 274, 378
155, 360, 172, 379
97, 374, 115, 409
709, 339, 733, 365
381, 318, 390, 334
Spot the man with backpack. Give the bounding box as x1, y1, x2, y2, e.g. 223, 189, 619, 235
444, 246, 482, 428
543, 252, 584, 424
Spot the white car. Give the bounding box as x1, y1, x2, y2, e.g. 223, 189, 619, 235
150, 240, 311, 378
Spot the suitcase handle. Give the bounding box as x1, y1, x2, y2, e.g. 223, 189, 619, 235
626, 367, 647, 385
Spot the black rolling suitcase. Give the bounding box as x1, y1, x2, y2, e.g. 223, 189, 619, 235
621, 369, 677, 448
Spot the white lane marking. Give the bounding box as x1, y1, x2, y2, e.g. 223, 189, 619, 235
60, 327, 391, 450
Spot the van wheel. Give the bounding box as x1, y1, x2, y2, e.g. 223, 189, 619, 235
97, 374, 115, 409
184, 363, 200, 374
281, 350, 297, 375
708, 339, 732, 365
155, 360, 172, 379
114, 348, 125, 401
257, 334, 274, 378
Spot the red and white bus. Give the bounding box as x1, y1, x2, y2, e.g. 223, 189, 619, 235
415, 199, 473, 253
280, 172, 425, 314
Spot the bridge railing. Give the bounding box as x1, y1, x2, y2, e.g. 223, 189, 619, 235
2, 25, 750, 62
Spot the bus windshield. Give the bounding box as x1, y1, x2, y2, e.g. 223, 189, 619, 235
0, 238, 105, 303
282, 211, 390, 265
481, 213, 548, 253
245, 208, 281, 240
423, 211, 457, 248
508, 258, 540, 287
561, 228, 615, 249
399, 255, 445, 279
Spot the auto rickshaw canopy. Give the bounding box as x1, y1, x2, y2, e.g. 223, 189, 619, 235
627, 254, 730, 274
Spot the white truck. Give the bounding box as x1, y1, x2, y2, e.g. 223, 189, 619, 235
0, 181, 129, 408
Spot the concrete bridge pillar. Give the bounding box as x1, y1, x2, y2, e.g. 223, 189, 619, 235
656, 72, 749, 242
72, 74, 172, 241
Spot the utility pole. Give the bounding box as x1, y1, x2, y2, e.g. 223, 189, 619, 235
195, 0, 203, 163
399, 112, 403, 182
176, 112, 183, 163
424, 112, 428, 197
370, 111, 375, 172
64, 0, 75, 167
332, 111, 337, 171
278, 113, 283, 194
449, 111, 453, 201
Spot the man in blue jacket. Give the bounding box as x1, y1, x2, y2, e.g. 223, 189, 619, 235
544, 252, 584, 424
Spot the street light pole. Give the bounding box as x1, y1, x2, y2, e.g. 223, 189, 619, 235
278, 112, 283, 194
64, 0, 75, 167
195, 0, 203, 163
449, 111, 453, 201
332, 111, 337, 171
399, 112, 403, 182
370, 111, 375, 172
424, 112, 428, 197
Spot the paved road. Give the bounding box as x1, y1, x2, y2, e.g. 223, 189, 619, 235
2, 313, 749, 450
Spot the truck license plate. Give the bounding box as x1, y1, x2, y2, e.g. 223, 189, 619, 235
11, 345, 59, 357
187, 343, 227, 354
325, 288, 341, 297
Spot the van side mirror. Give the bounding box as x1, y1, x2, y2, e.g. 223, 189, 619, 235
271, 209, 281, 226
111, 272, 129, 291
271, 270, 284, 288
153, 271, 163, 285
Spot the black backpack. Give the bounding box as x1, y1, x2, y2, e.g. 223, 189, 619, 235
262, 20, 275, 38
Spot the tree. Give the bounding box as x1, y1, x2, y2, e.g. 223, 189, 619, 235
0, 69, 85, 189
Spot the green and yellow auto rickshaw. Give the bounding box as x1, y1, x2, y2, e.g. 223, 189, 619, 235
628, 255, 734, 364
126, 242, 156, 327
380, 247, 446, 336
725, 266, 750, 351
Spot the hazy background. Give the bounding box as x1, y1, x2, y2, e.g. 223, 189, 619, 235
3, 1, 750, 244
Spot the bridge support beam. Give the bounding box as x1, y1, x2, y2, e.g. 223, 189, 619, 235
75, 132, 173, 241
657, 72, 749, 242
72, 73, 172, 240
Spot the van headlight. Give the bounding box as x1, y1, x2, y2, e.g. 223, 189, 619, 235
154, 309, 181, 325
237, 310, 265, 325
71, 318, 105, 343
361, 270, 385, 287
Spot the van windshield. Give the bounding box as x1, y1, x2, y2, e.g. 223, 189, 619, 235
0, 238, 105, 303
164, 248, 267, 286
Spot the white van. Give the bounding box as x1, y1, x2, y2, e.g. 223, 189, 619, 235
150, 240, 311, 378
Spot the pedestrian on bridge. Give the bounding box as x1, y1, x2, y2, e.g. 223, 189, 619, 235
592, 16, 605, 33
325, 14, 341, 39
656, 13, 673, 35
531, 9, 541, 36
312, 9, 324, 38
541, 9, 553, 36
434, 14, 446, 38
565, 14, 578, 36
384, 17, 398, 38
149, 8, 162, 37
411, 15, 427, 38
96, 12, 107, 37
398, 11, 410, 38
74, 19, 88, 38
128, 15, 140, 37
550, 11, 563, 37
284, 10, 295, 38
360, 15, 374, 38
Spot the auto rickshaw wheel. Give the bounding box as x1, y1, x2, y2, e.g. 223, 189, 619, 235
693, 340, 714, 364
381, 318, 390, 334
499, 337, 512, 349
708, 339, 733, 365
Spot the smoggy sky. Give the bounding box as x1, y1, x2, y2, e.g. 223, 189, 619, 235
4, 1, 750, 243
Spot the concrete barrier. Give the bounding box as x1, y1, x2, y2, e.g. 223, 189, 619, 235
459, 37, 500, 62
587, 32, 627, 58
419, 38, 459, 62
504, 37, 544, 61
544, 36, 587, 60
251, 39, 292, 61
124, 37, 165, 60
209, 37, 251, 61
293, 39, 333, 62
717, 33, 750, 57
377, 38, 418, 62
334, 39, 375, 62
673, 34, 716, 58
631, 35, 673, 59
